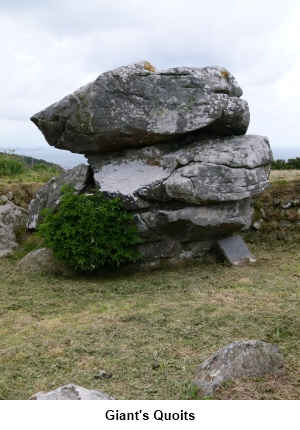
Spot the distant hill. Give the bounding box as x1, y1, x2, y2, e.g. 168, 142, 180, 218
0, 152, 63, 170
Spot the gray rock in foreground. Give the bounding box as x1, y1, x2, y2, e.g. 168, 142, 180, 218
26, 163, 94, 230
193, 340, 285, 397
29, 384, 114, 400
16, 248, 78, 276
0, 202, 28, 257
31, 61, 250, 154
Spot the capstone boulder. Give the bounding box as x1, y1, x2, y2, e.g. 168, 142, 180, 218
31, 61, 250, 154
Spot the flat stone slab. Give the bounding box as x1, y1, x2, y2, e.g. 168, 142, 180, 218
89, 134, 272, 210
193, 340, 285, 397
29, 384, 114, 400
217, 234, 256, 265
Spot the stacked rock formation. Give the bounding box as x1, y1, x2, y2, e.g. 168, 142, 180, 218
29, 61, 272, 266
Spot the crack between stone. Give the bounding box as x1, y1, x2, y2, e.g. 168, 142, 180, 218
180, 179, 266, 190
190, 178, 196, 194
137, 72, 192, 77
47, 197, 60, 207
139, 214, 158, 234
105, 89, 150, 103
55, 119, 66, 147
177, 160, 271, 171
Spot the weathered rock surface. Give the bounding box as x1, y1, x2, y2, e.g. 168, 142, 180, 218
29, 384, 114, 400
88, 134, 271, 210
16, 248, 78, 276
27, 163, 94, 230
0, 202, 28, 257
31, 61, 250, 154
86, 134, 271, 265
26, 135, 271, 265
193, 340, 285, 397
134, 199, 253, 264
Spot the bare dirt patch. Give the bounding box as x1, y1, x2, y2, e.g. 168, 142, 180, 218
0, 182, 43, 209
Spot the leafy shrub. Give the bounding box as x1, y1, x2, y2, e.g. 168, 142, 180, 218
38, 187, 141, 271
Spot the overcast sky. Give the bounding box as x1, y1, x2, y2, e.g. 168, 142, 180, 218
0, 0, 299, 167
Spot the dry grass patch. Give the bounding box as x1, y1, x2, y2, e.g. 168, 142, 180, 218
270, 170, 300, 182
214, 374, 300, 400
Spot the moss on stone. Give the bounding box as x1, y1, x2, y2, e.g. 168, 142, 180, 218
143, 61, 156, 72
220, 69, 230, 82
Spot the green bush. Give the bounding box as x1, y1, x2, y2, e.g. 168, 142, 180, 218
38, 187, 141, 271
271, 157, 300, 170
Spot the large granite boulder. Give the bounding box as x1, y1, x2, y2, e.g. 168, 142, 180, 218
193, 340, 285, 397
0, 202, 28, 257
28, 61, 272, 266
30, 61, 250, 154
27, 164, 94, 230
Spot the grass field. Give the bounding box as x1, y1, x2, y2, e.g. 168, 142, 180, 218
0, 237, 300, 400
0, 170, 300, 400
0, 151, 63, 184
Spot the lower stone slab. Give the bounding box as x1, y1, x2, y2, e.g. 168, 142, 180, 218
88, 134, 272, 210
133, 199, 252, 263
